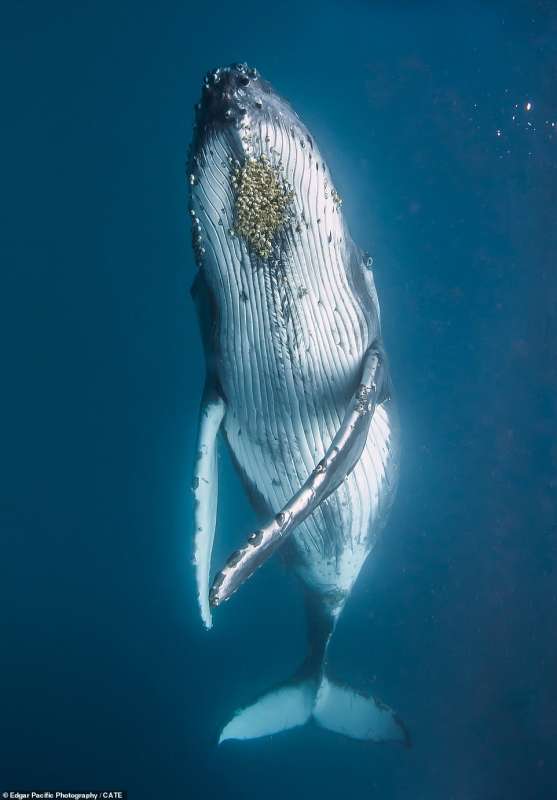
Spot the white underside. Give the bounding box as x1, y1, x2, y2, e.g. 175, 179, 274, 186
219, 680, 316, 743
219, 674, 406, 745
313, 678, 403, 741
191, 111, 398, 605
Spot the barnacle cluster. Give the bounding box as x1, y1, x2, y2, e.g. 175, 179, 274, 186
231, 155, 294, 259
331, 187, 343, 207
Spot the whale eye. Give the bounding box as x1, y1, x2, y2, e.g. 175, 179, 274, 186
239, 74, 250, 86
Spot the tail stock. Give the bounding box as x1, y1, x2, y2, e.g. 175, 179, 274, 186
219, 591, 410, 746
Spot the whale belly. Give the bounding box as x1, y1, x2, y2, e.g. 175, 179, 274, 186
225, 387, 398, 595
194, 120, 397, 599
218, 257, 399, 596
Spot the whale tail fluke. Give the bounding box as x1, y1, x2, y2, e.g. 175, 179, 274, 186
218, 672, 409, 745
218, 591, 409, 746
312, 677, 410, 745
218, 678, 316, 743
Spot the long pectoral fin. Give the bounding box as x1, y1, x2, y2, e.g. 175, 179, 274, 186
209, 342, 387, 608
193, 382, 226, 628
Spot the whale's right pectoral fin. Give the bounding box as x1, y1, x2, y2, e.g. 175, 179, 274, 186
210, 342, 390, 607
192, 381, 226, 629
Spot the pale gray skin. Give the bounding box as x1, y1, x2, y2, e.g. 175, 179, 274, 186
189, 65, 403, 737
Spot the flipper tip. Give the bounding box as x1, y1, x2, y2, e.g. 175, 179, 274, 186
199, 600, 213, 630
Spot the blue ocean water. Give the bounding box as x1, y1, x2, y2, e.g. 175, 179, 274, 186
2, 1, 556, 798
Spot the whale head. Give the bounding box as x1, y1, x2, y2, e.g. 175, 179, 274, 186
191, 62, 301, 155
195, 63, 278, 127
188, 63, 348, 270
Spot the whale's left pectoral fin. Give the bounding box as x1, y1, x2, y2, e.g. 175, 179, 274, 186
192, 381, 226, 629
210, 342, 389, 608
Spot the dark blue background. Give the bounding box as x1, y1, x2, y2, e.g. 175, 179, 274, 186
2, 1, 556, 798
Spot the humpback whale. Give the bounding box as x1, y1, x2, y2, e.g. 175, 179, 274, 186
188, 63, 408, 745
